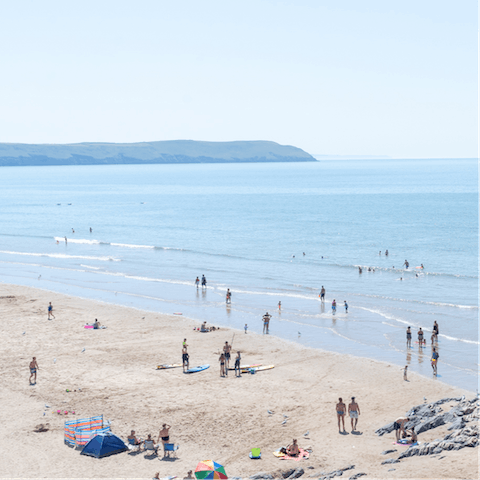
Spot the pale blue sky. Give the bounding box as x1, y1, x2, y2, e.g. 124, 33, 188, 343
0, 0, 477, 158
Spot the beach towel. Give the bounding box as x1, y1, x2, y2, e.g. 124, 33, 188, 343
274, 448, 309, 461
393, 441, 419, 447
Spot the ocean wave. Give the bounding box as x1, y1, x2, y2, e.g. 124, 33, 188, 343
0, 250, 120, 262
110, 243, 155, 249
54, 237, 102, 245
80, 264, 102, 270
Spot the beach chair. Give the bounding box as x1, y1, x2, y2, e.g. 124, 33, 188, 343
249, 447, 261, 459
143, 440, 158, 455
163, 442, 179, 457
127, 437, 143, 451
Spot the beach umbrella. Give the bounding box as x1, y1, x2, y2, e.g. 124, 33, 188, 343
194, 460, 227, 479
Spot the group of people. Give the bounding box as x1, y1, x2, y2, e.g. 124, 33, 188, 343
393, 416, 417, 444
218, 341, 242, 377
406, 322, 440, 375
194, 275, 207, 288
127, 424, 172, 454
331, 299, 348, 314
336, 397, 361, 433
378, 250, 389, 256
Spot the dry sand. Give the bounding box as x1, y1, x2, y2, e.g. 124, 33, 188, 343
0, 284, 477, 479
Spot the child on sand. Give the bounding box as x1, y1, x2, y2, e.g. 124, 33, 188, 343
244, 323, 248, 334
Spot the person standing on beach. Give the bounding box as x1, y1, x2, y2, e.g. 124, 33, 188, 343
195, 277, 200, 288
278, 301, 281, 310
29, 357, 39, 385
393, 417, 410, 441
201, 275, 206, 288
344, 300, 348, 313
431, 347, 439, 375
406, 327, 412, 347
320, 286, 325, 302
262, 312, 271, 334
332, 299, 337, 314
433, 321, 439, 339
234, 351, 241, 377
348, 397, 360, 432
64, 236, 67, 244
219, 353, 226, 377
244, 323, 248, 334
226, 289, 231, 304
182, 345, 189, 372
358, 267, 362, 274
336, 397, 346, 432
48, 302, 55, 320
223, 341, 232, 371
418, 327, 425, 345
157, 424, 171, 447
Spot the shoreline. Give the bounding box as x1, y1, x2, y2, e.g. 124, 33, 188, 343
1, 283, 477, 479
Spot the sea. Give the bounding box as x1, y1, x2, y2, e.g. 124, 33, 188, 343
0, 159, 478, 391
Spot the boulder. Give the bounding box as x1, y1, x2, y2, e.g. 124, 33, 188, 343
375, 422, 394, 436
381, 459, 399, 465
285, 468, 304, 479
415, 414, 446, 434
381, 449, 397, 455
348, 474, 366, 480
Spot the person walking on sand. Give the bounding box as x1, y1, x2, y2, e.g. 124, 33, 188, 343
223, 341, 232, 371
219, 353, 226, 377
336, 397, 346, 432
48, 302, 55, 320
29, 357, 39, 385
234, 351, 241, 377
182, 345, 189, 372
332, 299, 337, 314
431, 347, 439, 376
406, 326, 412, 348
344, 300, 348, 313
195, 277, 200, 288
157, 424, 171, 446
320, 286, 325, 302
348, 397, 360, 431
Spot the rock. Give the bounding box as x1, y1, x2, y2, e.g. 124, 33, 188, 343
250, 474, 274, 480
381, 449, 397, 455
375, 422, 394, 436
307, 467, 315, 470
282, 470, 296, 479
381, 459, 399, 465
348, 474, 366, 480
387, 469, 395, 472
339, 466, 354, 472
285, 468, 304, 479
415, 414, 446, 434
447, 418, 465, 430
433, 447, 443, 454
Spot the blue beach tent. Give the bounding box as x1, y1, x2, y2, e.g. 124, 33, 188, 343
80, 432, 128, 458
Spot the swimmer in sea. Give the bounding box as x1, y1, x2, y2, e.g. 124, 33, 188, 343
344, 300, 348, 313
320, 286, 325, 302
420, 264, 424, 269
418, 327, 424, 345
403, 260, 409, 269
385, 249, 389, 256
359, 267, 362, 274
64, 236, 67, 244
278, 301, 281, 310
90, 227, 92, 233
201, 275, 206, 288
431, 347, 439, 375
72, 228, 75, 233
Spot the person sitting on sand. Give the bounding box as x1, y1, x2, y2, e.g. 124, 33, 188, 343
183, 471, 194, 479
200, 321, 209, 332
405, 428, 418, 444
393, 417, 410, 442
93, 319, 100, 329
157, 424, 171, 445
127, 430, 143, 447
286, 439, 300, 456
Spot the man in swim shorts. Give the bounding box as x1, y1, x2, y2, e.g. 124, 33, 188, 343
431, 347, 439, 376
393, 416, 410, 441
223, 341, 232, 371
182, 345, 189, 372
48, 302, 55, 320
348, 397, 360, 431
201, 275, 206, 288
157, 424, 171, 446
29, 357, 39, 385
406, 327, 412, 347
234, 351, 241, 377
336, 397, 346, 432
332, 299, 336, 314
320, 286, 325, 302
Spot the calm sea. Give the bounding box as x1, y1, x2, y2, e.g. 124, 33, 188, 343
0, 159, 477, 391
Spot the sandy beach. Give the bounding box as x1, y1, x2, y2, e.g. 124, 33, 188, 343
0, 283, 477, 479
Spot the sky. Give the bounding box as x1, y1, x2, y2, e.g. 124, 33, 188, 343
0, 0, 477, 158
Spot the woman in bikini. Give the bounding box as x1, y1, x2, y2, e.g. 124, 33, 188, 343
336, 397, 346, 432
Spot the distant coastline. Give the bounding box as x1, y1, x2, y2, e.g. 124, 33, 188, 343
0, 140, 316, 166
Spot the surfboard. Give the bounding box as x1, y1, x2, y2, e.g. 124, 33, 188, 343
244, 365, 275, 372
184, 364, 210, 374
227, 364, 262, 371
157, 364, 182, 370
